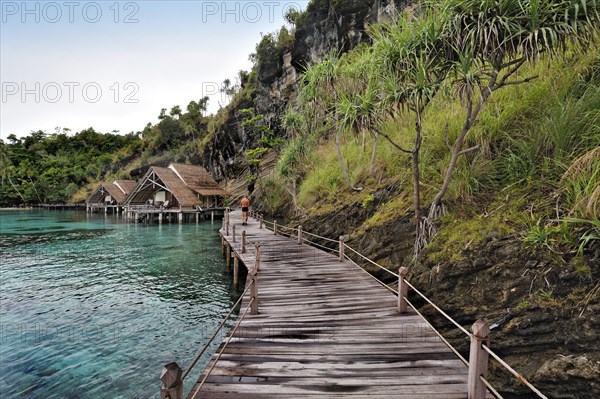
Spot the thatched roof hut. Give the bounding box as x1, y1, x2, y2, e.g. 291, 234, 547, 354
86, 180, 137, 205
125, 163, 229, 209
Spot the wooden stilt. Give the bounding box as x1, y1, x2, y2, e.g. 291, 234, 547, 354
233, 255, 239, 289
226, 244, 231, 270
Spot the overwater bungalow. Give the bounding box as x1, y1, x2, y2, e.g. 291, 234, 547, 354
86, 180, 137, 213
124, 163, 230, 218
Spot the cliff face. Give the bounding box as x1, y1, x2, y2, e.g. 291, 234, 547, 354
202, 0, 407, 192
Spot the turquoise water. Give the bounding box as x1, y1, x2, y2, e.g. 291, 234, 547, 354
0, 210, 241, 398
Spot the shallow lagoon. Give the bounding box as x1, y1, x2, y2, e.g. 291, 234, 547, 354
0, 210, 239, 398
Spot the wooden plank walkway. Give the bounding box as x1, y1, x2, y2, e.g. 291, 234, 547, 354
188, 211, 493, 399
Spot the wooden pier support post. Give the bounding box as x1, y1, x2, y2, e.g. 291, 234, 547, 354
226, 243, 231, 270
468, 320, 490, 399
160, 362, 183, 399
158, 213, 163, 224
339, 236, 345, 262
221, 235, 225, 256
241, 231, 247, 254
233, 255, 239, 289
211, 210, 214, 224
397, 267, 409, 313
273, 220, 277, 235
195, 212, 199, 224
178, 212, 183, 224
232, 224, 236, 243
298, 225, 303, 244
250, 269, 259, 315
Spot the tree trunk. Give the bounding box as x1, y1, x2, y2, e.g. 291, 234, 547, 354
412, 107, 423, 240
429, 125, 468, 218
369, 132, 379, 177
362, 130, 366, 153
429, 84, 493, 218
29, 177, 43, 204
7, 174, 25, 201
288, 180, 300, 216
336, 130, 361, 191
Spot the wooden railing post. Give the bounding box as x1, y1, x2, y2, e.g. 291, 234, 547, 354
259, 215, 264, 229
226, 218, 229, 236
397, 267, 409, 313
241, 231, 247, 254
339, 236, 345, 262
232, 224, 236, 243
160, 362, 183, 399
250, 269, 259, 315
251, 243, 260, 315
255, 243, 261, 272
298, 225, 303, 244
468, 320, 490, 399
273, 220, 277, 235
221, 235, 225, 257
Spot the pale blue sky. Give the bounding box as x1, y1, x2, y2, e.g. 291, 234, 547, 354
0, 0, 308, 139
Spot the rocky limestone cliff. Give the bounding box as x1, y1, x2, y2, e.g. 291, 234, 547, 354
201, 0, 407, 197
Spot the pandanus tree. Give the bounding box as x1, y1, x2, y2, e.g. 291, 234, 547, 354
369, 11, 450, 254
300, 54, 363, 191
277, 110, 313, 215
336, 48, 382, 178
428, 0, 600, 219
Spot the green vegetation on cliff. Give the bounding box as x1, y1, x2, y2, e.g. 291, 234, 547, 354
273, 0, 600, 262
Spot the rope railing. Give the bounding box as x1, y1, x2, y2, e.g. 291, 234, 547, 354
180, 279, 255, 382
186, 209, 549, 399
480, 376, 504, 399
403, 280, 471, 337
344, 243, 401, 279
403, 295, 469, 366
302, 237, 339, 253
344, 254, 398, 295
300, 229, 340, 243
189, 297, 255, 399
482, 344, 548, 399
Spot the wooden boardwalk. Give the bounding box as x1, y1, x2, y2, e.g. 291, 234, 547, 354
188, 211, 493, 399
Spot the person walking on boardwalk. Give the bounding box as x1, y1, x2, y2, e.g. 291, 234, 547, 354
241, 196, 250, 225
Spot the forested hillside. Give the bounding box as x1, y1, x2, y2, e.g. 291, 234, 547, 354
0, 129, 140, 205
